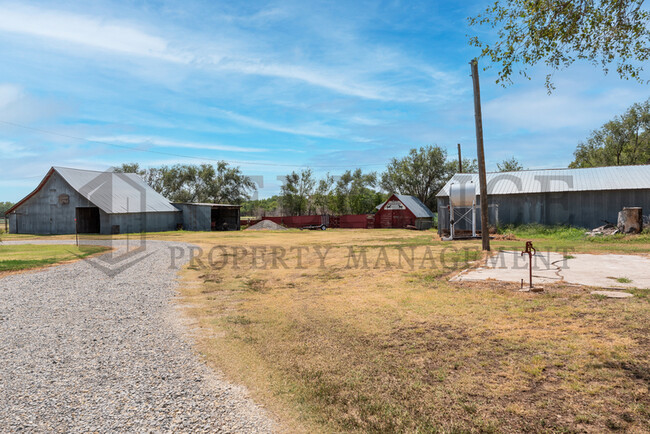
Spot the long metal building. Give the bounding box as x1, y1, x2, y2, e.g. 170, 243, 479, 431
436, 165, 650, 234
5, 167, 241, 234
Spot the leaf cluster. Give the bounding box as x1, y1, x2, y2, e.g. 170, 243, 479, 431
468, 0, 650, 91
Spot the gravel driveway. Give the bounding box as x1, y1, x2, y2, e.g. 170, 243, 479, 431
0, 240, 276, 432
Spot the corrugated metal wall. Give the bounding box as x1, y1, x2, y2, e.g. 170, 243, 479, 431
437, 189, 650, 234
9, 171, 94, 234
173, 204, 212, 231
106, 212, 181, 234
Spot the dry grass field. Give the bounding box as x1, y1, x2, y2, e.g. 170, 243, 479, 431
163, 229, 650, 433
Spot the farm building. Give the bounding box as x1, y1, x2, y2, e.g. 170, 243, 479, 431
5, 167, 241, 234
436, 165, 650, 235
374, 194, 435, 230
173, 203, 241, 231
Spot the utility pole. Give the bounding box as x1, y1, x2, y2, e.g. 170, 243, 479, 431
470, 59, 490, 251
457, 143, 463, 173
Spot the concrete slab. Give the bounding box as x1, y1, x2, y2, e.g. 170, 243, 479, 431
560, 253, 650, 289
453, 251, 650, 289
591, 291, 634, 298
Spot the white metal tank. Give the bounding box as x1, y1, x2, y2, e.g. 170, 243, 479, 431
449, 182, 476, 207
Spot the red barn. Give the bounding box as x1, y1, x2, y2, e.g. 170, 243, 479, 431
374, 194, 435, 230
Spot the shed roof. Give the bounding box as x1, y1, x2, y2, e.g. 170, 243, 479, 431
7, 167, 180, 215
377, 194, 435, 218
436, 165, 650, 197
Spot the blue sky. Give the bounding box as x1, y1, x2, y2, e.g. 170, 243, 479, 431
1, 0, 648, 202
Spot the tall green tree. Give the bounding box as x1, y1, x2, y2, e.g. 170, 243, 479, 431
280, 169, 315, 216
497, 157, 524, 172
332, 169, 384, 215
313, 174, 336, 215
570, 99, 650, 167
115, 162, 255, 203
468, 0, 650, 91
380, 145, 451, 211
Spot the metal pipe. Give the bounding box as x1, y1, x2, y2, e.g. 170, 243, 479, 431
521, 241, 536, 289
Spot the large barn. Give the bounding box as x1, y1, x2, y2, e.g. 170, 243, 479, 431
436, 165, 650, 234
5, 167, 241, 234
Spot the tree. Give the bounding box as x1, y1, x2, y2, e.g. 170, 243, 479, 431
313, 174, 335, 215
468, 0, 650, 91
0, 201, 15, 215
380, 145, 451, 211
280, 169, 315, 216
446, 158, 478, 174
570, 99, 650, 167
115, 162, 255, 203
497, 157, 524, 172
240, 196, 280, 217
331, 169, 384, 215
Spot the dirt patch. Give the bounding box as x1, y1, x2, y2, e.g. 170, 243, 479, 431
493, 233, 518, 240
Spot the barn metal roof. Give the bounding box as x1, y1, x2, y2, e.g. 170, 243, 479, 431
377, 194, 435, 218
54, 167, 180, 214
436, 165, 650, 197
173, 202, 241, 208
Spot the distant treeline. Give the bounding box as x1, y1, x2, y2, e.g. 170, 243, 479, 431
117, 144, 476, 217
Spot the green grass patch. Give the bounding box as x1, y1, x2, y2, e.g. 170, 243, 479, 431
498, 224, 586, 241
608, 276, 633, 284
0, 244, 109, 272
492, 224, 650, 254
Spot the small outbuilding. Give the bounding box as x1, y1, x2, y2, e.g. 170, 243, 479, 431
173, 203, 241, 231
436, 164, 650, 235
374, 194, 435, 230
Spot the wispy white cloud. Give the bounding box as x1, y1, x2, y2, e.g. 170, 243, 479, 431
86, 135, 267, 153
0, 4, 190, 63
210, 108, 345, 138
0, 84, 22, 108
0, 83, 66, 123
0, 140, 37, 158
216, 59, 405, 101
0, 3, 448, 102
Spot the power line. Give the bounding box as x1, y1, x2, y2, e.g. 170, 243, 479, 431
0, 120, 388, 169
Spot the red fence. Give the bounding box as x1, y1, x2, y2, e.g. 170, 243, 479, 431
339, 214, 372, 228
241, 214, 372, 229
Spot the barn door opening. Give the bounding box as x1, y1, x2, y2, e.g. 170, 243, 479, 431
211, 207, 239, 231
76, 207, 100, 233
